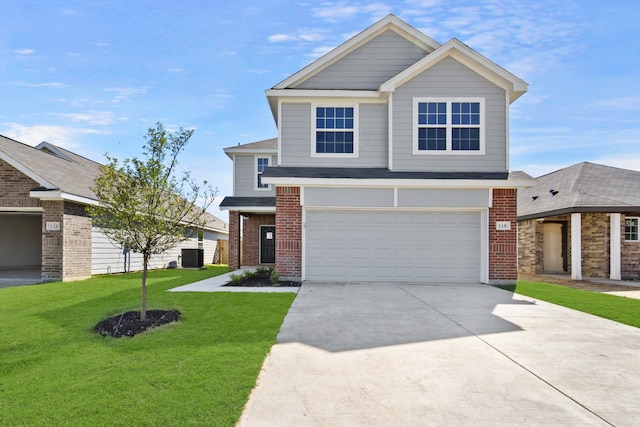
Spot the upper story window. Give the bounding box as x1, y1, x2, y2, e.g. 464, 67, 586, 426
413, 98, 485, 155
625, 217, 639, 241
312, 105, 358, 157
255, 156, 270, 190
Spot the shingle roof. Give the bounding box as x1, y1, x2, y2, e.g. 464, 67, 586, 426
223, 138, 277, 153
262, 166, 531, 182
518, 162, 640, 220
0, 135, 103, 199
219, 197, 275, 208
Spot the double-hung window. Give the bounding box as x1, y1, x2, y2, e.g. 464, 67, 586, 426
313, 105, 358, 157
625, 217, 639, 241
414, 98, 484, 154
255, 157, 270, 190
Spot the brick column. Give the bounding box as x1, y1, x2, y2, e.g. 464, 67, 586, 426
62, 202, 92, 281
489, 188, 517, 284
42, 200, 64, 282
228, 211, 241, 270
275, 186, 302, 280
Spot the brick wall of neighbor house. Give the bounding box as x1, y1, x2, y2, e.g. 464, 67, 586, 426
62, 202, 92, 281
581, 213, 610, 278
489, 188, 517, 283
228, 211, 240, 270
275, 186, 302, 280
517, 219, 543, 274
242, 214, 276, 266
0, 160, 41, 208
42, 200, 64, 282
621, 214, 640, 279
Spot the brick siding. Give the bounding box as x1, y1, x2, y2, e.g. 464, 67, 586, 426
517, 219, 543, 274
0, 159, 40, 208
489, 188, 517, 283
242, 214, 276, 266
581, 213, 610, 278
62, 202, 92, 281
41, 200, 64, 281
275, 186, 302, 280
621, 214, 640, 279
228, 211, 241, 269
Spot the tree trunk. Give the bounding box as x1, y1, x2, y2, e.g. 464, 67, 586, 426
141, 253, 148, 321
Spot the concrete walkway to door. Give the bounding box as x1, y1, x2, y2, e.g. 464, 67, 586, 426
238, 282, 640, 426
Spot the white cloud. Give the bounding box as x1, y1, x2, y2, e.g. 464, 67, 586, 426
592, 96, 640, 111
51, 111, 128, 126
269, 34, 295, 42
13, 49, 34, 55
8, 81, 67, 88
1, 123, 109, 149
105, 86, 151, 102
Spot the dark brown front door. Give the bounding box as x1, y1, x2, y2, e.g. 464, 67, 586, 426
260, 226, 276, 264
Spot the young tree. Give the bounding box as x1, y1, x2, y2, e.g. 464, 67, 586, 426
88, 122, 216, 320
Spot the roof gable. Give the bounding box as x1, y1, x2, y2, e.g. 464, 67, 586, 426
380, 38, 528, 103
518, 162, 640, 219
273, 14, 440, 90
223, 138, 278, 159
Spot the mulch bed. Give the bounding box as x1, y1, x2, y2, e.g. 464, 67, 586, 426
224, 271, 301, 288
94, 310, 181, 338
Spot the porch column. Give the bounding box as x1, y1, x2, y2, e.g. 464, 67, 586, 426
228, 211, 241, 270
571, 213, 582, 280
610, 213, 621, 280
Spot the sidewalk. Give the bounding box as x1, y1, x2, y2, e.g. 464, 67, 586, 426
168, 267, 300, 293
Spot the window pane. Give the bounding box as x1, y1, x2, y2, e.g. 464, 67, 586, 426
326, 108, 335, 118
317, 118, 324, 128
452, 127, 480, 151
345, 118, 354, 128
317, 107, 325, 118
345, 108, 354, 118
419, 103, 427, 114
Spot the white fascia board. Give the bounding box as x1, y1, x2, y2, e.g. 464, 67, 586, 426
261, 177, 535, 189
272, 15, 440, 90
218, 205, 275, 213
266, 89, 382, 99
380, 38, 528, 103
223, 148, 277, 158
30, 190, 98, 205
0, 151, 55, 188
0, 207, 43, 212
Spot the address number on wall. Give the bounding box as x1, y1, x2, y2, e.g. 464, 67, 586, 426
46, 221, 61, 231
495, 221, 511, 231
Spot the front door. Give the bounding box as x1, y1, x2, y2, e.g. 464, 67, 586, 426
260, 226, 276, 264
543, 223, 564, 272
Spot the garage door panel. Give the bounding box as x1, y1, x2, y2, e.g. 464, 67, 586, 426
305, 210, 481, 283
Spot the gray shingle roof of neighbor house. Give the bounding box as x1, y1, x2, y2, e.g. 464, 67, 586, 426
0, 134, 228, 233
0, 134, 103, 200
518, 162, 640, 220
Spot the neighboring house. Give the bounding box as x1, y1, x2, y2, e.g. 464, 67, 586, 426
220, 14, 533, 284
0, 135, 228, 282
518, 162, 640, 280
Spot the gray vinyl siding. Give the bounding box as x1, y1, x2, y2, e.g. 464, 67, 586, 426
295, 30, 427, 90
304, 188, 394, 208
233, 154, 277, 197
392, 56, 507, 172
280, 102, 387, 167
397, 188, 490, 208
91, 228, 224, 275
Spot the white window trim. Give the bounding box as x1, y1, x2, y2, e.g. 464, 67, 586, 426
625, 216, 639, 242
412, 97, 485, 155
310, 103, 359, 158
254, 155, 271, 191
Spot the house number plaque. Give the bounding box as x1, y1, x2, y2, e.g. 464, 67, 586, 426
46, 221, 61, 231
495, 221, 511, 231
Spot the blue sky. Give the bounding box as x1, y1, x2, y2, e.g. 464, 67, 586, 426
2, 1, 639, 221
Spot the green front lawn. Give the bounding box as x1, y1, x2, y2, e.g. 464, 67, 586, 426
501, 281, 640, 328
0, 266, 295, 426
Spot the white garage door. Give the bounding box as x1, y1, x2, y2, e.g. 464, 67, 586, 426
305, 210, 481, 283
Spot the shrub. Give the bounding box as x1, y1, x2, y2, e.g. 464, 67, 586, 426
270, 269, 280, 286
228, 273, 242, 284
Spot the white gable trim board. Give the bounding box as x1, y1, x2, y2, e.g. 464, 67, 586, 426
299, 186, 491, 283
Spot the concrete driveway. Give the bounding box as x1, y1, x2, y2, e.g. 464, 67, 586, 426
238, 282, 640, 426
0, 267, 42, 289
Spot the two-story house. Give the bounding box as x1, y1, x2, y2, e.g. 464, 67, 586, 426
220, 14, 533, 285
